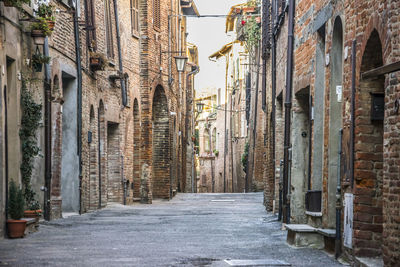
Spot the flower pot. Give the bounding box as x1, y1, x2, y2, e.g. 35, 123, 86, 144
243, 7, 255, 13
90, 56, 104, 71
31, 30, 46, 45
24, 210, 41, 222
47, 20, 55, 31
3, 0, 14, 7
6, 220, 26, 238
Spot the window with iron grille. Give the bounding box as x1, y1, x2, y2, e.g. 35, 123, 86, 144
104, 0, 114, 58
153, 0, 160, 30
85, 0, 97, 50
130, 0, 139, 36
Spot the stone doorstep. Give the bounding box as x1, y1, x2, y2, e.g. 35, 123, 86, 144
286, 224, 337, 250
354, 257, 383, 267
286, 224, 336, 237
22, 218, 39, 235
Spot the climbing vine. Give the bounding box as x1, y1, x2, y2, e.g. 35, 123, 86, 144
20, 77, 42, 210
242, 141, 250, 173
242, 0, 261, 51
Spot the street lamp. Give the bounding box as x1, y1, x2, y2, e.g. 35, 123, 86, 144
196, 102, 205, 114
174, 56, 188, 72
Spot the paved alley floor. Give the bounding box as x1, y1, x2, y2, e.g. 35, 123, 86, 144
0, 193, 342, 266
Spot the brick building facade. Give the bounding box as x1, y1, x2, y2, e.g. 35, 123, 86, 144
261, 0, 400, 265
1, 0, 198, 237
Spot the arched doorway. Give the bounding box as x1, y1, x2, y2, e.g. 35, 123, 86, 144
132, 99, 140, 199
152, 86, 170, 199
327, 17, 343, 228
353, 29, 384, 257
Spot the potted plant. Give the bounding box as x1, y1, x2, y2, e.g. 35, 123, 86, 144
30, 17, 53, 45
89, 52, 107, 71
37, 3, 56, 31
7, 180, 26, 238
32, 53, 51, 72
2, 0, 30, 8
213, 149, 219, 157
23, 188, 42, 222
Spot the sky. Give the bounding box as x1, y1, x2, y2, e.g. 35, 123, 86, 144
187, 0, 245, 93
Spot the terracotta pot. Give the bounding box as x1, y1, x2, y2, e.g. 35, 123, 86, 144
3, 0, 14, 7
90, 57, 104, 71
243, 7, 255, 13
47, 20, 55, 31
6, 220, 26, 238
24, 210, 41, 221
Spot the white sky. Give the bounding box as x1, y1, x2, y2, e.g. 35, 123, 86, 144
187, 0, 245, 93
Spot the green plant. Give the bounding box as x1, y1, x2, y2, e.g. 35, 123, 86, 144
245, 0, 260, 7
37, 3, 54, 18
3, 0, 30, 9
30, 17, 53, 36
20, 77, 42, 208
32, 53, 51, 65
213, 149, 219, 157
243, 16, 261, 49
8, 180, 25, 220
242, 141, 249, 173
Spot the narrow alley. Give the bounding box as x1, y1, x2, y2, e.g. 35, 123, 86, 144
0, 193, 341, 266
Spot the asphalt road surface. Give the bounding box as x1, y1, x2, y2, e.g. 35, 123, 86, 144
0, 193, 343, 266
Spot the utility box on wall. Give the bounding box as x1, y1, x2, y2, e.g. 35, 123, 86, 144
371, 92, 384, 121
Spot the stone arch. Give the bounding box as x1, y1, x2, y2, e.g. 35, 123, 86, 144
88, 105, 98, 210
326, 16, 344, 228
132, 98, 140, 198
98, 100, 106, 208
353, 29, 384, 257
152, 85, 170, 199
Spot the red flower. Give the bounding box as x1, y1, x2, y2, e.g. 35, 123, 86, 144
241, 20, 246, 26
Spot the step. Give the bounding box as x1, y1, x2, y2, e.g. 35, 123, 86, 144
22, 218, 39, 235
316, 228, 336, 238
286, 224, 323, 249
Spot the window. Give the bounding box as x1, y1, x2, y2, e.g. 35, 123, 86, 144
153, 0, 160, 29
130, 0, 139, 36
104, 0, 114, 58
85, 0, 96, 50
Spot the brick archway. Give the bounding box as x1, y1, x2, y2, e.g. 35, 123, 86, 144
353, 29, 384, 257
152, 85, 170, 199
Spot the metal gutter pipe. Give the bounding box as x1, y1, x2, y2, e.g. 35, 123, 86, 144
43, 37, 52, 221
336, 128, 343, 258
73, 1, 83, 215
282, 0, 295, 224
113, 0, 127, 107
350, 40, 356, 188
186, 66, 199, 193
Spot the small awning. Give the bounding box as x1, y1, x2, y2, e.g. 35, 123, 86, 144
226, 3, 246, 33
181, 0, 200, 16
209, 42, 237, 60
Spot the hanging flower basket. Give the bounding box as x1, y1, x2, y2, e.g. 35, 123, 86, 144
47, 20, 55, 31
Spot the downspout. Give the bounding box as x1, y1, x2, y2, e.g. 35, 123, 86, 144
187, 66, 199, 192
73, 2, 83, 215
223, 54, 229, 193
350, 40, 356, 188
282, 0, 295, 224
336, 128, 343, 258
230, 91, 234, 192
113, 0, 127, 106
43, 37, 52, 221
250, 47, 261, 192
271, 1, 277, 216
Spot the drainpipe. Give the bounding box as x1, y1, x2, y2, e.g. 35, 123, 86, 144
186, 66, 199, 192
336, 128, 343, 259
350, 40, 356, 188
282, 0, 295, 224
73, 1, 83, 215
271, 0, 277, 216
223, 54, 229, 193
113, 0, 127, 106
43, 37, 52, 221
